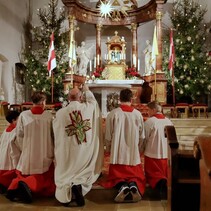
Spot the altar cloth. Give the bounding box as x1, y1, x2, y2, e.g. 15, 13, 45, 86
87, 79, 144, 86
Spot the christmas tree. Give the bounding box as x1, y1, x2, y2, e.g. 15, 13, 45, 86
23, 0, 69, 103
163, 0, 211, 104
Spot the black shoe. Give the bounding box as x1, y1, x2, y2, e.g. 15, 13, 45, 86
61, 202, 70, 207
72, 185, 85, 207
124, 192, 133, 203
0, 184, 7, 194
6, 189, 19, 201
18, 181, 32, 203
156, 179, 167, 200
128, 181, 142, 202
114, 184, 130, 203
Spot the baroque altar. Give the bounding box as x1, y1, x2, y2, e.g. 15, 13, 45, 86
62, 0, 168, 111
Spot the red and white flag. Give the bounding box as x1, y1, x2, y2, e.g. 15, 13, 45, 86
47, 32, 56, 76
168, 28, 175, 77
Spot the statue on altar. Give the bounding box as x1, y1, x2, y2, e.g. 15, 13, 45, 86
143, 40, 152, 75
76, 41, 94, 76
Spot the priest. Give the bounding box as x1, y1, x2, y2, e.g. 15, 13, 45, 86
53, 84, 103, 207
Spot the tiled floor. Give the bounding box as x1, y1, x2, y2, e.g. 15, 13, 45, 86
0, 193, 167, 211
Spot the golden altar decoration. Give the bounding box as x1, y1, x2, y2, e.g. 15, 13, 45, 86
104, 31, 127, 80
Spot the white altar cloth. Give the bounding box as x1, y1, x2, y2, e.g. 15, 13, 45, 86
87, 80, 144, 117
87, 79, 144, 85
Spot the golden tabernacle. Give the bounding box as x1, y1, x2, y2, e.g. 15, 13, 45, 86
104, 31, 127, 80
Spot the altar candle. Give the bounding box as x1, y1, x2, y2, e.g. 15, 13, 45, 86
97, 54, 100, 66
89, 60, 92, 73
94, 57, 96, 68
133, 55, 136, 67
138, 59, 140, 71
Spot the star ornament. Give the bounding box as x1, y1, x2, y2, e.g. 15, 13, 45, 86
99, 1, 113, 18
65, 110, 91, 145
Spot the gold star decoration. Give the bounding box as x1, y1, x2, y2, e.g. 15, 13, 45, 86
65, 110, 91, 145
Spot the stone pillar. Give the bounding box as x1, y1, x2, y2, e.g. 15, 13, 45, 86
131, 23, 138, 69
96, 24, 102, 67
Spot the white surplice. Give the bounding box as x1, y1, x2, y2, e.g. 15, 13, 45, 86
105, 107, 145, 166
15, 110, 54, 174
0, 129, 20, 170
144, 116, 173, 159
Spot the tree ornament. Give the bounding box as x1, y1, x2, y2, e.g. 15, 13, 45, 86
179, 90, 184, 94
187, 36, 191, 41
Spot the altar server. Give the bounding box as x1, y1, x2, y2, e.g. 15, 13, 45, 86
102, 88, 146, 203
0, 110, 20, 194
53, 84, 103, 207
144, 100, 173, 199
6, 91, 55, 203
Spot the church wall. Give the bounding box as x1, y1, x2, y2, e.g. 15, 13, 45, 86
0, 0, 30, 103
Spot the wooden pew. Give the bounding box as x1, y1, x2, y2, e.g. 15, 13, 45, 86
171, 118, 211, 150
194, 135, 211, 211
165, 125, 200, 211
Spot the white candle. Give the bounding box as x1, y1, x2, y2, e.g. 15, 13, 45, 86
138, 59, 140, 71
94, 57, 96, 68
89, 60, 92, 73
133, 55, 136, 67
97, 54, 100, 66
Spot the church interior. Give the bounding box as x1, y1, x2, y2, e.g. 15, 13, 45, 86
1, 0, 211, 210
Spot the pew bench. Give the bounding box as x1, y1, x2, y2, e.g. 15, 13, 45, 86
194, 135, 211, 211
165, 125, 200, 211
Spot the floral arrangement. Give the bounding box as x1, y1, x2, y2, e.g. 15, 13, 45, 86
125, 67, 142, 79
92, 66, 104, 79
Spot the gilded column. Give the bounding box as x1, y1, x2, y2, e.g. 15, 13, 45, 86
131, 23, 138, 69
96, 24, 103, 67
